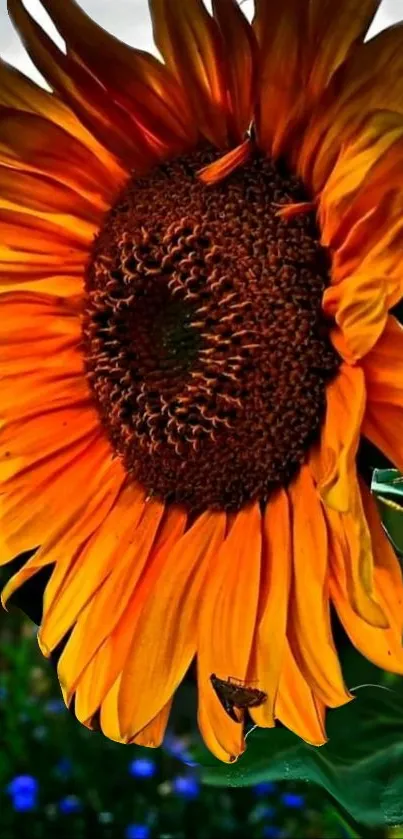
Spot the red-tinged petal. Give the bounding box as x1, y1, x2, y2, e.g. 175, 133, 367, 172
0, 210, 89, 277
0, 166, 104, 229
0, 108, 120, 208
149, 0, 229, 147
37, 0, 197, 152
0, 56, 118, 171
253, 0, 306, 157
305, 0, 380, 99
7, 0, 152, 172
197, 138, 253, 185
275, 201, 316, 220
212, 0, 258, 141
254, 0, 380, 159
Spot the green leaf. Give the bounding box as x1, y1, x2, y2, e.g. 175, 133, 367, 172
371, 468, 403, 555
195, 651, 403, 828
371, 469, 403, 505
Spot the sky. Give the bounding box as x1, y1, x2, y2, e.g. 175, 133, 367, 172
0, 0, 402, 88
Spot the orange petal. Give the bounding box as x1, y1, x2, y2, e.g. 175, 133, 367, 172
62, 506, 188, 720
309, 364, 366, 512
0, 55, 121, 174
253, 0, 380, 159
319, 111, 403, 250
360, 479, 403, 633
287, 465, 351, 708
362, 315, 403, 406
322, 274, 388, 363
275, 201, 316, 220
56, 499, 164, 705
330, 575, 403, 674
0, 291, 85, 424
0, 107, 119, 208
276, 642, 327, 746
329, 488, 403, 674
253, 0, 306, 157
322, 494, 388, 629
99, 675, 127, 743
38, 483, 147, 654
249, 490, 291, 728
0, 167, 101, 243
7, 0, 152, 173
150, 0, 229, 147
304, 0, 380, 100
330, 190, 403, 309
197, 504, 261, 762
117, 511, 226, 740
298, 25, 403, 192
362, 315, 403, 472
0, 165, 103, 224
0, 209, 88, 276
197, 138, 253, 185
38, 0, 197, 153
129, 699, 173, 747
1, 434, 124, 604
0, 291, 125, 584
212, 0, 258, 141
28, 0, 195, 156
96, 674, 172, 746
0, 269, 81, 297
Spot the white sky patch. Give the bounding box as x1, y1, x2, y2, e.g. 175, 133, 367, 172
0, 0, 402, 87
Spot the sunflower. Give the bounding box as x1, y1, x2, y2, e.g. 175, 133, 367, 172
1, 0, 403, 764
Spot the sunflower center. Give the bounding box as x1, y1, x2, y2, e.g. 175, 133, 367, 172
84, 146, 340, 512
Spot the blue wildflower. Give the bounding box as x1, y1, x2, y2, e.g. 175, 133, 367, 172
11, 793, 37, 813
55, 757, 73, 779
172, 775, 200, 800
45, 698, 66, 714
124, 824, 150, 839
6, 776, 39, 813
128, 757, 156, 778
7, 775, 38, 797
281, 792, 305, 809
163, 733, 197, 766
59, 795, 82, 814
253, 780, 277, 796
263, 828, 282, 839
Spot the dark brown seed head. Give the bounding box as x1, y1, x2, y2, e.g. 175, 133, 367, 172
83, 146, 339, 512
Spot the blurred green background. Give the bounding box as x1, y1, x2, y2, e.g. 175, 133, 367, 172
0, 605, 397, 839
